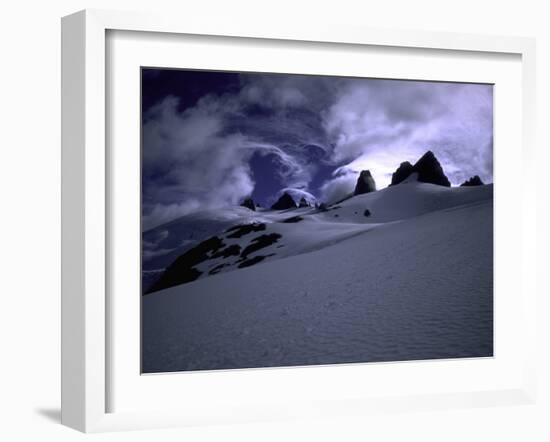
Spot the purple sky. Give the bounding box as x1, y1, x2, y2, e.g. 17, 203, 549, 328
142, 69, 493, 230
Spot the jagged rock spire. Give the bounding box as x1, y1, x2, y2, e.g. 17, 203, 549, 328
240, 197, 256, 211
354, 170, 377, 195
460, 176, 484, 187
271, 192, 297, 210
390, 162, 414, 186
390, 151, 450, 187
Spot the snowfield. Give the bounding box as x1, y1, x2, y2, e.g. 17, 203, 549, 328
142, 182, 493, 373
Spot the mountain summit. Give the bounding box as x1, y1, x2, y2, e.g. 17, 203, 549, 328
354, 170, 377, 195
390, 150, 450, 187
240, 197, 256, 211
391, 162, 414, 186
460, 176, 484, 187
271, 192, 297, 210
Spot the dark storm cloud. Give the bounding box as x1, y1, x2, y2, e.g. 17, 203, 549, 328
142, 73, 337, 229
142, 70, 493, 229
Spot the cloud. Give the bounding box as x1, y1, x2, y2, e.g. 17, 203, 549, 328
276, 187, 318, 206
142, 96, 256, 229
319, 171, 357, 204
142, 73, 493, 229
141, 77, 329, 229
322, 80, 493, 188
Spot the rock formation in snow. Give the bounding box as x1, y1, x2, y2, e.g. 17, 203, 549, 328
353, 170, 377, 195
460, 175, 484, 187
390, 162, 414, 186
240, 197, 256, 211
271, 192, 297, 210
391, 151, 450, 187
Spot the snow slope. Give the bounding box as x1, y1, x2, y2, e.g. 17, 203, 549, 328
142, 182, 493, 372
143, 182, 493, 290
142, 206, 269, 269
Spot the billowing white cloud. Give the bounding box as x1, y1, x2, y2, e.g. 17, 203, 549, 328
319, 172, 357, 204
142, 73, 493, 230
142, 97, 256, 230
141, 83, 320, 229
322, 80, 493, 189
276, 187, 318, 206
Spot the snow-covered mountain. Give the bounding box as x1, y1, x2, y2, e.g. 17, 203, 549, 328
142, 174, 493, 372
145, 181, 492, 294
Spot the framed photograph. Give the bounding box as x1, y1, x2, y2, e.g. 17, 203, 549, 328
61, 9, 538, 432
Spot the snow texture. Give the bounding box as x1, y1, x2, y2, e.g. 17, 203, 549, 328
142, 182, 493, 372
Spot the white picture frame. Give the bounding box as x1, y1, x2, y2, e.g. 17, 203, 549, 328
61, 9, 538, 433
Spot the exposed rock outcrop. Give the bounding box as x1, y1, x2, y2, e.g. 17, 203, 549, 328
353, 170, 377, 195
390, 151, 450, 187
225, 223, 266, 239
146, 236, 225, 294
282, 216, 304, 223
299, 197, 310, 208
390, 162, 414, 186
240, 197, 256, 211
460, 175, 484, 187
271, 192, 297, 210
414, 151, 451, 186
240, 233, 282, 258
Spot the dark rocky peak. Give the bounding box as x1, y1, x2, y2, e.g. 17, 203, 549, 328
460, 175, 484, 187
413, 151, 450, 187
391, 151, 450, 187
299, 197, 310, 208
390, 161, 414, 186
271, 192, 297, 210
353, 170, 377, 195
240, 197, 256, 211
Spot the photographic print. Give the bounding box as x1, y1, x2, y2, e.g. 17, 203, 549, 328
141, 68, 493, 373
